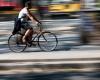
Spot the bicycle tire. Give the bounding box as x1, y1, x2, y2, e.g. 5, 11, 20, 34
38, 32, 58, 51
8, 34, 27, 52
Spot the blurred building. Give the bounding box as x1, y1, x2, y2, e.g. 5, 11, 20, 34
48, 0, 80, 16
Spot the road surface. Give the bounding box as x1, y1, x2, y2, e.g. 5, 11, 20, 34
0, 19, 100, 80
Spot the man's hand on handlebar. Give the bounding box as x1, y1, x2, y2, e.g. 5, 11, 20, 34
37, 21, 42, 31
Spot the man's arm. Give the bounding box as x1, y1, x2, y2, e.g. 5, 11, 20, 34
26, 9, 41, 24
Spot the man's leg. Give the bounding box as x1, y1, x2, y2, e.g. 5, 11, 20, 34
22, 28, 33, 43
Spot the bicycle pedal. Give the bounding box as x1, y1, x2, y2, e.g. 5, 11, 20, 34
27, 42, 32, 47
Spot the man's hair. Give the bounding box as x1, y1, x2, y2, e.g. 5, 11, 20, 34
25, 1, 31, 7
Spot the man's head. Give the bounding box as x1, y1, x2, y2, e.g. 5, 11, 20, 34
25, 1, 32, 9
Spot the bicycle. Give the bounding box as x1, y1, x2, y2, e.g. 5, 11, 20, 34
8, 22, 58, 52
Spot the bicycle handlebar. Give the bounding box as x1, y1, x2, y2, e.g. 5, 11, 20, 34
37, 22, 42, 32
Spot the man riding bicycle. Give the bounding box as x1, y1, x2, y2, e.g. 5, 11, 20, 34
9, 1, 58, 52
16, 1, 41, 43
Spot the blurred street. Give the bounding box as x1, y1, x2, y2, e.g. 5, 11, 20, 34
0, 18, 100, 53
0, 18, 100, 80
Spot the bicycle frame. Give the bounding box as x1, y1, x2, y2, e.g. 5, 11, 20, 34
31, 32, 40, 42
30, 24, 43, 45
31, 31, 48, 44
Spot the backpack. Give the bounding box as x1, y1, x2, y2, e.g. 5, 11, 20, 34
12, 17, 21, 35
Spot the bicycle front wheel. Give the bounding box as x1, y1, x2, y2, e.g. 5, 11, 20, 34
8, 34, 27, 52
38, 32, 58, 51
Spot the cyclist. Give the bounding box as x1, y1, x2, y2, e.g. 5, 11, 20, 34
18, 1, 41, 43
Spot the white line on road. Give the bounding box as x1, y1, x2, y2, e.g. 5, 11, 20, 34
0, 50, 100, 60
0, 41, 7, 45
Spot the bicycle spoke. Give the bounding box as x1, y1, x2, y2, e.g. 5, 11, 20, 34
8, 34, 27, 52
38, 32, 58, 51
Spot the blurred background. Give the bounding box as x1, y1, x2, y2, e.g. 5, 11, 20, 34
0, 0, 100, 80
0, 0, 100, 46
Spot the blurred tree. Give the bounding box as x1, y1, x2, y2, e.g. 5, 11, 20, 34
80, 0, 95, 44
96, 0, 100, 8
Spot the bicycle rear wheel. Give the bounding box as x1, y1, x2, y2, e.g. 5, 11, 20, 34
38, 32, 58, 51
8, 34, 27, 52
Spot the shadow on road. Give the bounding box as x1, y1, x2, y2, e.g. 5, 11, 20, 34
0, 71, 100, 80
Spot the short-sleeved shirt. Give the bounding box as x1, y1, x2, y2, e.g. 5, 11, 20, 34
18, 7, 28, 22
18, 7, 32, 30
